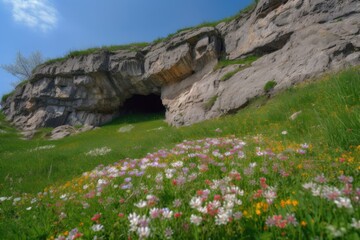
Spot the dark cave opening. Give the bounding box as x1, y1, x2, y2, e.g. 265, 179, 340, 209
120, 94, 165, 114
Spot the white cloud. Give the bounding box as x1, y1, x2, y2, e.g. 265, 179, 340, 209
3, 0, 58, 32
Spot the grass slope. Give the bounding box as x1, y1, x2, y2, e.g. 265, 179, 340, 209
0, 67, 359, 239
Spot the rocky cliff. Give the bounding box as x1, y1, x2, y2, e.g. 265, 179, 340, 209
2, 0, 360, 131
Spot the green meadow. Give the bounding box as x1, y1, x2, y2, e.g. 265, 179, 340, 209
0, 67, 359, 239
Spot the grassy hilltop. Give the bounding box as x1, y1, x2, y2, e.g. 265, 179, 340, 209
0, 68, 359, 239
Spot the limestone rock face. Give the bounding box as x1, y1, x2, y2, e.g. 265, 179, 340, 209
1, 0, 359, 130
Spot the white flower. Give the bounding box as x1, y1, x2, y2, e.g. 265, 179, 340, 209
326, 225, 346, 238
190, 197, 202, 209
197, 206, 208, 214
135, 200, 147, 208
26, 207, 32, 211
86, 147, 111, 157
215, 209, 231, 225
263, 187, 277, 204
302, 182, 316, 190
30, 145, 55, 152
190, 214, 202, 226
162, 208, 173, 219
91, 224, 104, 232
334, 197, 353, 209
137, 226, 151, 239
227, 186, 244, 196
281, 130, 288, 135
0, 197, 9, 202
351, 218, 360, 229
171, 161, 183, 168
128, 213, 140, 231
301, 143, 309, 149
165, 169, 176, 179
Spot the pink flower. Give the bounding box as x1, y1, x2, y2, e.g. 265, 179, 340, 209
91, 213, 101, 222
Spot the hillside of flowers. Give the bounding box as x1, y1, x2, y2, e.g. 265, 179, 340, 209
1, 132, 359, 239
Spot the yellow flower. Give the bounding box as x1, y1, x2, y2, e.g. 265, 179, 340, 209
292, 200, 299, 207
256, 209, 261, 215
301, 221, 307, 227
64, 231, 69, 236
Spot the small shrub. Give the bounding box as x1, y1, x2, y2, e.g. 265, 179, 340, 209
264, 80, 277, 92
42, 42, 150, 65
221, 69, 240, 81
1, 91, 14, 102
204, 95, 218, 110
214, 55, 259, 71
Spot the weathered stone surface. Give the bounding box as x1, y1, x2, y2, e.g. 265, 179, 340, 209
49, 124, 95, 140
50, 125, 77, 140
165, 0, 360, 126
1, 0, 359, 130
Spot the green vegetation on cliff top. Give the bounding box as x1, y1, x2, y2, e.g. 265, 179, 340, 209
41, 1, 256, 66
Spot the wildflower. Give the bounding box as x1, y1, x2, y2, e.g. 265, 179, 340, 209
137, 227, 151, 239
165, 169, 176, 179
263, 187, 277, 204
297, 149, 306, 154
314, 173, 327, 183
59, 212, 67, 220
190, 214, 202, 226
237, 151, 245, 159
150, 208, 161, 219
260, 177, 268, 189
326, 225, 346, 238
85, 147, 111, 156
171, 161, 183, 168
128, 213, 140, 231
301, 143, 309, 149
300, 221, 307, 227
338, 175, 353, 184
135, 200, 147, 208
233, 211, 243, 220
351, 218, 360, 229
286, 213, 298, 226
91, 224, 104, 232
334, 197, 353, 209
173, 199, 182, 208
91, 213, 101, 222
162, 208, 173, 219
215, 128, 222, 133
164, 227, 173, 239
215, 209, 231, 225
190, 197, 203, 209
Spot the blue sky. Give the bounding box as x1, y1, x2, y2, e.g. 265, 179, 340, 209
0, 0, 252, 97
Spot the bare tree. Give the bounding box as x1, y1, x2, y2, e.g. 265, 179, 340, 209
1, 51, 44, 85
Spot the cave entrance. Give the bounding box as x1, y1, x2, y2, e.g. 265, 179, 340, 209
120, 94, 165, 114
